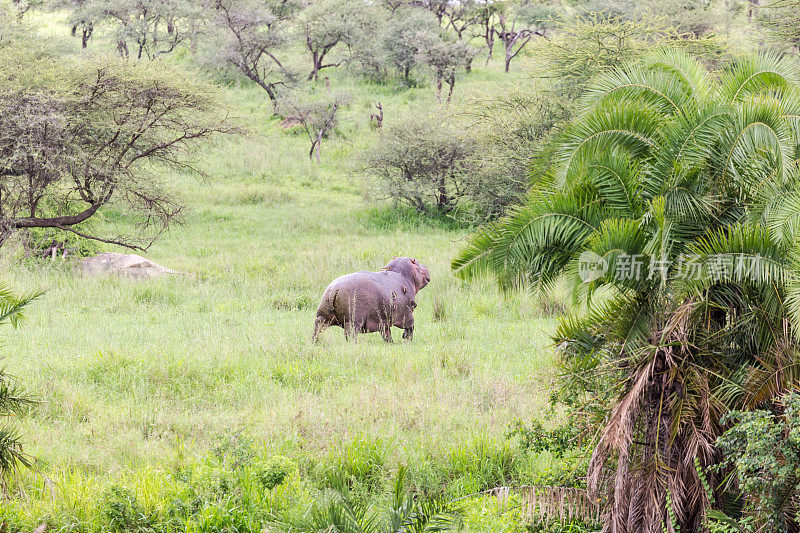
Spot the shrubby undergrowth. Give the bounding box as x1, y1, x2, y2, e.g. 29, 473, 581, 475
0, 426, 592, 532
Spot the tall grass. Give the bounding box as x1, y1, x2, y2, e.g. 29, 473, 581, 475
0, 10, 564, 532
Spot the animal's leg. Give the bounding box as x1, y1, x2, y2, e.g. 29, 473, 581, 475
380, 321, 393, 343
344, 321, 358, 341
312, 315, 330, 342
398, 313, 414, 341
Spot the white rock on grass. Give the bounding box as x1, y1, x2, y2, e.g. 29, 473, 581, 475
79, 252, 184, 278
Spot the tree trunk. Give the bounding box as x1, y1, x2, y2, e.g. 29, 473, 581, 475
258, 81, 278, 103
81, 25, 93, 48
748, 0, 759, 20
309, 51, 322, 81
484, 33, 494, 66
0, 225, 11, 250
310, 132, 323, 163
437, 176, 448, 212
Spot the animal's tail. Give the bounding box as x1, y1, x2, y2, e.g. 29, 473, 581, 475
318, 287, 339, 316
330, 288, 339, 313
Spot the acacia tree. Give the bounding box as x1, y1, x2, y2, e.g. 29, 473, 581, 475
379, 0, 405, 13
59, 0, 95, 48
532, 13, 698, 102
60, 0, 200, 58
381, 6, 441, 82
301, 0, 378, 81
105, 0, 200, 59
591, 0, 721, 38
416, 37, 476, 102
476, 0, 500, 65
277, 91, 349, 162
414, 0, 449, 22
0, 42, 238, 250
463, 86, 571, 218
758, 0, 800, 56
494, 1, 553, 72
445, 0, 481, 40
368, 116, 477, 214
453, 50, 800, 531
206, 0, 300, 103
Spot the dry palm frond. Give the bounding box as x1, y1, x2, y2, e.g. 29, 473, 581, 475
490, 485, 602, 526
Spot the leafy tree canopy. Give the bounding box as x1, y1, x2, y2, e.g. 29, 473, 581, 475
0, 31, 239, 250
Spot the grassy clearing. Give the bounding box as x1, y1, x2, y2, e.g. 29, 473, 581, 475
0, 24, 567, 530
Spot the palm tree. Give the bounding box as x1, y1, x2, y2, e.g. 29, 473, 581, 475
0, 281, 40, 495
452, 50, 800, 531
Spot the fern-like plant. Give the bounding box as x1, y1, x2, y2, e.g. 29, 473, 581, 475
274, 465, 456, 533
453, 50, 800, 531
0, 281, 40, 495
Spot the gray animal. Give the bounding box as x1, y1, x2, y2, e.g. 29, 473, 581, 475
313, 257, 430, 342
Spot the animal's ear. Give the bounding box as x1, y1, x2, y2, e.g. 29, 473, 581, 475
411, 258, 418, 264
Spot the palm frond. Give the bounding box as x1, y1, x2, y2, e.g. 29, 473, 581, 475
555, 100, 662, 187
450, 221, 504, 282
581, 62, 696, 117
717, 52, 800, 104
751, 184, 800, 244
453, 186, 613, 290
641, 48, 713, 103
718, 97, 796, 193
678, 223, 793, 294
584, 150, 644, 217
646, 104, 732, 197
0, 282, 42, 328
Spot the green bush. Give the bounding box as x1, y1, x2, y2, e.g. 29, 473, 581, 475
366, 115, 478, 217
713, 391, 800, 532
258, 457, 293, 490
21, 226, 100, 259
506, 419, 576, 457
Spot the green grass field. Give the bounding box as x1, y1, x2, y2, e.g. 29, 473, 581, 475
0, 30, 567, 530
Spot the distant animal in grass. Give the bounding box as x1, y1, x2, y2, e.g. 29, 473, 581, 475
313, 257, 430, 343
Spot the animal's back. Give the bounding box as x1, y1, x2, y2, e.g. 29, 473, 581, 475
317, 271, 405, 319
